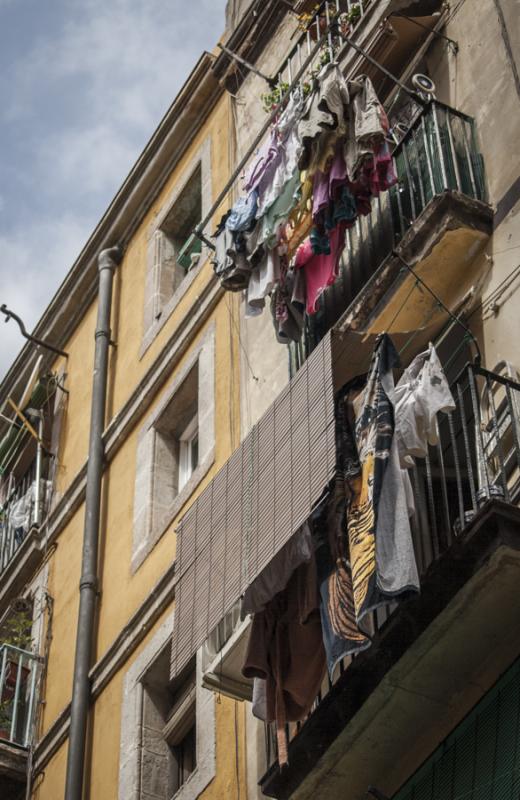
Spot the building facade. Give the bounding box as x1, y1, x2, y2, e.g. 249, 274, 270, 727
1, 1, 520, 799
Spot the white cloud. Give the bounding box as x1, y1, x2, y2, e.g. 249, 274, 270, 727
0, 0, 227, 380
0, 215, 90, 377
41, 123, 138, 198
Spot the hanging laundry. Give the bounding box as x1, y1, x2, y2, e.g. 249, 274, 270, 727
213, 217, 267, 292
394, 343, 456, 468
256, 89, 307, 218
294, 222, 347, 314
315, 334, 420, 675
211, 63, 399, 343
243, 128, 283, 197
335, 336, 419, 624
241, 522, 313, 617
270, 259, 306, 343
245, 246, 279, 317
298, 62, 350, 154
313, 478, 372, 676
225, 189, 259, 232
350, 74, 389, 149
257, 170, 302, 250
242, 555, 326, 765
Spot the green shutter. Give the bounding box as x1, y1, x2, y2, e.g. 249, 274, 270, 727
393, 659, 520, 800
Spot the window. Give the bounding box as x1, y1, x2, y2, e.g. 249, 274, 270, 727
118, 617, 216, 800
163, 669, 197, 793
159, 163, 202, 299
178, 416, 199, 492
132, 326, 215, 572
142, 138, 211, 353
140, 646, 197, 798
153, 364, 198, 506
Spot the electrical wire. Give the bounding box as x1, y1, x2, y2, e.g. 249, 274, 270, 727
225, 294, 259, 383
387, 278, 420, 333
392, 251, 482, 364
467, 262, 520, 320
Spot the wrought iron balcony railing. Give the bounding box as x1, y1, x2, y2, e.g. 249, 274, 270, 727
0, 644, 40, 749
263, 360, 520, 770
0, 460, 50, 575
275, 0, 375, 94
291, 100, 487, 368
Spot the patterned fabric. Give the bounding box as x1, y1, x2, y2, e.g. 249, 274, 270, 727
314, 479, 371, 676
339, 334, 399, 620
317, 335, 401, 675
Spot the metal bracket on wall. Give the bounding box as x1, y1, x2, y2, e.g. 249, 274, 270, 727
0, 304, 69, 358
217, 42, 278, 87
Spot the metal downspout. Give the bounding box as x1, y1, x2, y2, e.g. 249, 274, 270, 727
64, 245, 122, 800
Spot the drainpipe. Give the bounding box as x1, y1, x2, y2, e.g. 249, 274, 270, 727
64, 245, 122, 800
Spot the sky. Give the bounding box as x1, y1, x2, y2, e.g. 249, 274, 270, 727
0, 0, 228, 381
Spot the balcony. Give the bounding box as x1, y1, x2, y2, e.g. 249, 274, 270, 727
260, 361, 520, 799
0, 645, 41, 798
292, 100, 492, 368
0, 460, 51, 581
0, 369, 57, 597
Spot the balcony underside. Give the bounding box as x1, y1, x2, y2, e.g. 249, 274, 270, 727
260, 500, 520, 800
339, 190, 493, 337
0, 742, 27, 799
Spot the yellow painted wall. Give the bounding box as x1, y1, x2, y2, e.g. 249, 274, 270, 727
33, 606, 248, 800
52, 92, 232, 502
29, 79, 249, 800
96, 297, 240, 657
39, 509, 83, 735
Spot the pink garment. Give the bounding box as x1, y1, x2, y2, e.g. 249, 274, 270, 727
328, 143, 348, 197
312, 170, 330, 220
351, 141, 397, 199
294, 224, 346, 314
312, 143, 349, 221
370, 140, 397, 194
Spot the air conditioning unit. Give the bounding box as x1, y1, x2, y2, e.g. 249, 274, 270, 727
202, 603, 253, 702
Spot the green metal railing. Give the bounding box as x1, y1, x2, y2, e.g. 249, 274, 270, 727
0, 644, 41, 749
290, 100, 487, 373
390, 100, 486, 235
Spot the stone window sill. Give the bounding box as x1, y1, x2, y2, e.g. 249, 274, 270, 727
139, 256, 207, 360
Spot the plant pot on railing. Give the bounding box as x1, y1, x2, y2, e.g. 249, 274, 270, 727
3, 659, 30, 696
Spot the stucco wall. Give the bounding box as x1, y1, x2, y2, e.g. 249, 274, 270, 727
28, 78, 248, 800
426, 0, 520, 371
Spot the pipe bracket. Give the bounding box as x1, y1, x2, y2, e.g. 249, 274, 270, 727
79, 574, 99, 592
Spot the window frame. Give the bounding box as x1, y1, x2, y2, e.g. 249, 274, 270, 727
132, 325, 215, 573
118, 617, 216, 800
178, 416, 199, 493
141, 137, 212, 358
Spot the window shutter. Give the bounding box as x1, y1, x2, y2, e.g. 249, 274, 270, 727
171, 332, 336, 680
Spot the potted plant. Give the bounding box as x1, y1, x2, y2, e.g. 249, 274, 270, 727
260, 82, 290, 114
298, 5, 340, 42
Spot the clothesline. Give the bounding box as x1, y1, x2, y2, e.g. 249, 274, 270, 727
393, 251, 482, 365
211, 62, 400, 344
194, 17, 425, 251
